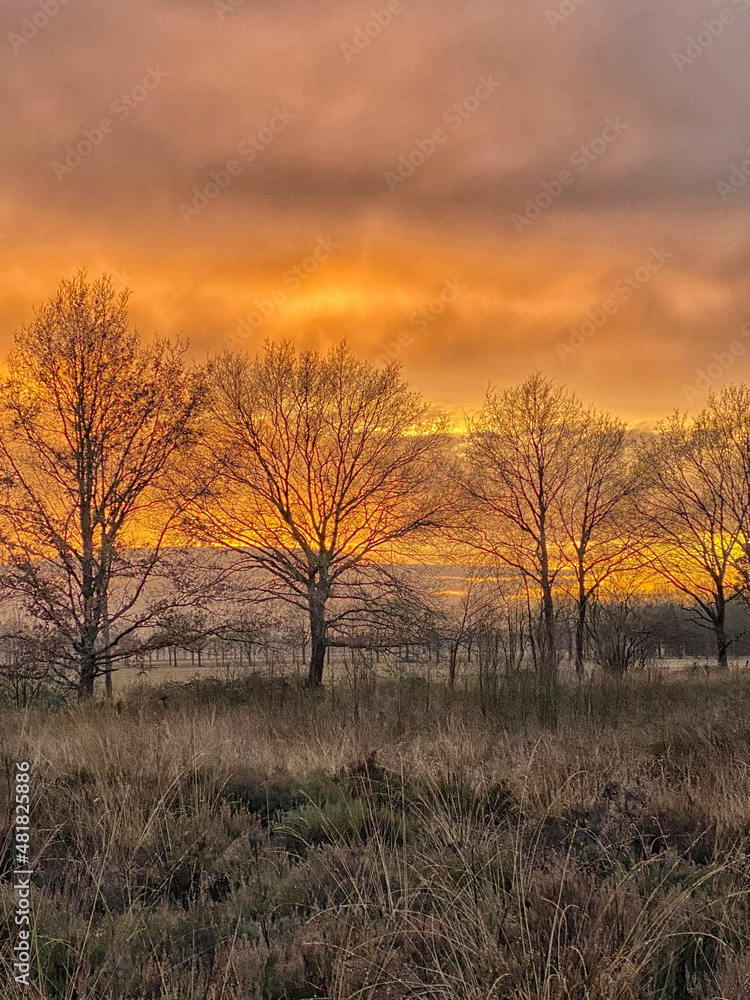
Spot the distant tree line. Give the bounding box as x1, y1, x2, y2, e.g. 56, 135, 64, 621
2, 272, 750, 728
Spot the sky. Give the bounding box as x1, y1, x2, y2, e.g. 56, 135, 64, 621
2, 0, 750, 424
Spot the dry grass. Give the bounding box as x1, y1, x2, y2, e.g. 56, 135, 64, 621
2, 671, 750, 999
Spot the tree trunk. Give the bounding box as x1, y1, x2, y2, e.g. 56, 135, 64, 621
448, 644, 458, 687
538, 531, 558, 730
307, 584, 328, 686
573, 548, 588, 679
79, 458, 96, 700
539, 587, 558, 729
78, 648, 97, 700
715, 591, 729, 669
575, 591, 587, 679
103, 598, 113, 699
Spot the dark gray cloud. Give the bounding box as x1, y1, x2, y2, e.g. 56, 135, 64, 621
1, 0, 750, 417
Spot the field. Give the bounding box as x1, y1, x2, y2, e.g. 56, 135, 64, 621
105, 645, 750, 695
3, 666, 750, 999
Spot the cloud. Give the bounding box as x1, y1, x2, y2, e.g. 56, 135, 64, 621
2, 0, 750, 416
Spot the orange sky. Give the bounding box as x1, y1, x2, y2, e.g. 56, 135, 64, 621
3, 0, 750, 423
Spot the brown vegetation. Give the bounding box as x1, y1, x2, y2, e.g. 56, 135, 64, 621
3, 670, 750, 998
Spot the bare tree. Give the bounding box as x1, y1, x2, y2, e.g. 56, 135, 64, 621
637, 408, 749, 669
433, 568, 499, 688
0, 619, 62, 708
588, 582, 654, 676
462, 373, 582, 728
0, 272, 206, 698
557, 409, 641, 677
469, 567, 530, 718
189, 341, 448, 686
703, 385, 750, 619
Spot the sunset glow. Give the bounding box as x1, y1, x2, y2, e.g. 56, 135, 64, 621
3, 0, 750, 424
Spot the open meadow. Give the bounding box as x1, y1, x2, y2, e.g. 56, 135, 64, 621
4, 665, 750, 1000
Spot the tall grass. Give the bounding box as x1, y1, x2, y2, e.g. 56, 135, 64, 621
2, 670, 750, 998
